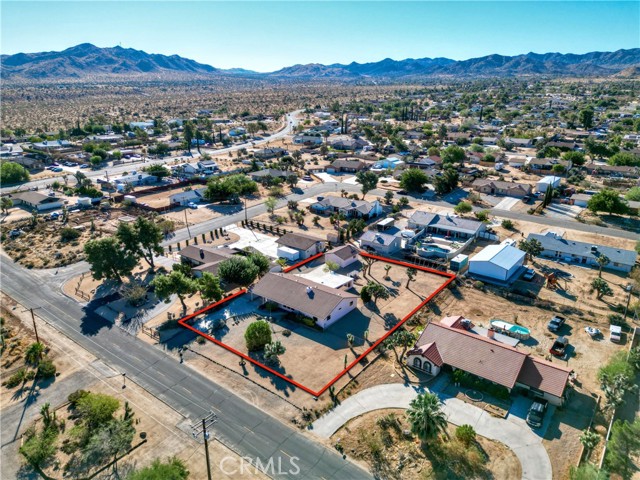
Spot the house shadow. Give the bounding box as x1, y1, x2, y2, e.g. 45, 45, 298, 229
543, 390, 595, 441
164, 329, 199, 350
207, 204, 243, 215
520, 336, 539, 347
275, 310, 373, 352
80, 299, 118, 336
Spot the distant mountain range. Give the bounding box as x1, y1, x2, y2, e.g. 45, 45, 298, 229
2, 43, 639, 81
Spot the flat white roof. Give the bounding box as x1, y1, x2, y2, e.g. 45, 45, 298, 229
471, 243, 525, 270
277, 246, 299, 255
295, 265, 353, 289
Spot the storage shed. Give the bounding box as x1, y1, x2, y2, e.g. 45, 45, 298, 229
277, 246, 300, 262
469, 241, 525, 284
536, 176, 562, 193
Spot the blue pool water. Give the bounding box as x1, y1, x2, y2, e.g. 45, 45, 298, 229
510, 325, 530, 335
423, 244, 451, 253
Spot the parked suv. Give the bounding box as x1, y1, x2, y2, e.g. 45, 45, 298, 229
526, 398, 548, 428
547, 315, 565, 332
550, 336, 569, 357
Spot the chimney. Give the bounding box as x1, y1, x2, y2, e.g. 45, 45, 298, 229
487, 328, 495, 339
199, 249, 204, 259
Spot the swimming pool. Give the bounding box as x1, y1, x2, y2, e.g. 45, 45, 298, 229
422, 244, 451, 253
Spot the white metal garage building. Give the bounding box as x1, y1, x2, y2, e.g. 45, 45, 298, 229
469, 240, 526, 284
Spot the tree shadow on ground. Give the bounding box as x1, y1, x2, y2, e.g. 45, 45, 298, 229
247, 353, 296, 397
80, 292, 121, 336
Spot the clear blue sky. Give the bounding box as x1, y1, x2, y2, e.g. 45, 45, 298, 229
2, 1, 639, 72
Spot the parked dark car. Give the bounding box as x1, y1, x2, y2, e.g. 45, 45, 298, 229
526, 398, 548, 428
547, 316, 565, 332
549, 336, 569, 357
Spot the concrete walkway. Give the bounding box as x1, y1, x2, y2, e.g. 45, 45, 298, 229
311, 383, 552, 480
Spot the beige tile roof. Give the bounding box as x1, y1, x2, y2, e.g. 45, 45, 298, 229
326, 244, 359, 261
251, 273, 357, 320
179, 245, 236, 265
276, 232, 324, 251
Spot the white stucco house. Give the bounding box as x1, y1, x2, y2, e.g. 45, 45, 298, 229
325, 245, 359, 269
251, 273, 358, 329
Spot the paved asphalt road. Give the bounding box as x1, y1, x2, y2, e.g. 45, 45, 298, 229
2, 147, 636, 478
0, 111, 302, 194
0, 258, 371, 479
169, 181, 639, 245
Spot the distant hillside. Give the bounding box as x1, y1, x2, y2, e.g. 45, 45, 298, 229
2, 44, 638, 82
1, 43, 218, 80
268, 49, 640, 78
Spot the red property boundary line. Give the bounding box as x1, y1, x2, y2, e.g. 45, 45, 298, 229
178, 251, 455, 397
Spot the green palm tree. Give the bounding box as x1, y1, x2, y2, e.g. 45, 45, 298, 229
596, 254, 610, 278
25, 342, 45, 365
407, 392, 448, 446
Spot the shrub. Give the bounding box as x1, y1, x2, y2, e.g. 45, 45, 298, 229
456, 424, 477, 446
36, 358, 57, 379
60, 227, 81, 241
244, 320, 272, 351
473, 281, 484, 290
501, 219, 514, 230
474, 210, 490, 222
5, 368, 28, 388
608, 314, 627, 327
68, 389, 90, 407
454, 201, 473, 215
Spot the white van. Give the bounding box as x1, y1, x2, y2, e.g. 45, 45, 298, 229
610, 325, 622, 343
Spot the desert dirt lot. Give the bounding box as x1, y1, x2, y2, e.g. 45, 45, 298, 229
0, 208, 126, 268
0, 293, 264, 480
332, 409, 521, 480
424, 275, 632, 479
175, 255, 448, 406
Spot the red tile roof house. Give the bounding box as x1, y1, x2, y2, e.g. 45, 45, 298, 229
406, 316, 572, 406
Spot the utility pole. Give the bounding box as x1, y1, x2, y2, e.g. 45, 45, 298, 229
203, 418, 213, 480
623, 284, 633, 322
192, 412, 217, 480
29, 308, 40, 344
184, 208, 192, 239
22, 308, 41, 344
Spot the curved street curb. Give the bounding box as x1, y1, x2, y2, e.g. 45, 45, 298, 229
311, 383, 552, 480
